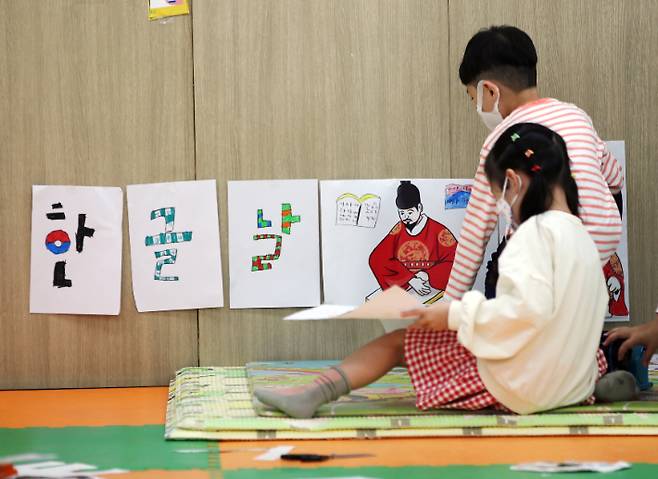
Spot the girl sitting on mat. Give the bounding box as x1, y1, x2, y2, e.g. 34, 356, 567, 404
256, 123, 626, 417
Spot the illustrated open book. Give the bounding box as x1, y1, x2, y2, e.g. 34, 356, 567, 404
335, 193, 381, 228
284, 285, 425, 320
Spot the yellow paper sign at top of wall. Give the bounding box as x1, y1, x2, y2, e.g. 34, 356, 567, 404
149, 0, 190, 21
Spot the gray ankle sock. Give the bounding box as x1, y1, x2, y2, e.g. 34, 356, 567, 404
254, 366, 351, 419
594, 370, 639, 403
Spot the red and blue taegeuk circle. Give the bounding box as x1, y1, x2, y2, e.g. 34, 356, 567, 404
45, 230, 71, 255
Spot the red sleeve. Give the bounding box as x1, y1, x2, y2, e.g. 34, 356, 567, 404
368, 224, 416, 289
426, 224, 457, 291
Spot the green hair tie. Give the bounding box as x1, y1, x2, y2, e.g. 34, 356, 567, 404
510, 133, 521, 142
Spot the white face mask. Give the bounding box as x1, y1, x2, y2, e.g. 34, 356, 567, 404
496, 175, 522, 238
476, 80, 504, 131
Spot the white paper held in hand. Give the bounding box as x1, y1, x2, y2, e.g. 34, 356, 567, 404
284, 286, 425, 321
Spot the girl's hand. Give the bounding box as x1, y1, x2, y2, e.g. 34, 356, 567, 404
402, 302, 451, 332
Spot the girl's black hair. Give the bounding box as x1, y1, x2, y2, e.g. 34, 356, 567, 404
484, 123, 579, 223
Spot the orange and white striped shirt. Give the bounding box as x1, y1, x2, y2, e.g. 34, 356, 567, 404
445, 98, 624, 301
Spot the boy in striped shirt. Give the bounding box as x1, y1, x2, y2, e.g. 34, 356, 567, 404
445, 25, 624, 302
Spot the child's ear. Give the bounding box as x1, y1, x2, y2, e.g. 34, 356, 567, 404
504, 168, 524, 194
481, 80, 498, 97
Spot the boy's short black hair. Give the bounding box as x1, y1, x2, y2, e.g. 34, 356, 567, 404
459, 26, 538, 91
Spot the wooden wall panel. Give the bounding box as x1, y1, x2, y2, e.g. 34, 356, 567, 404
193, 0, 451, 365
621, 1, 658, 326
1, 0, 655, 388
448, 0, 658, 325
0, 0, 198, 388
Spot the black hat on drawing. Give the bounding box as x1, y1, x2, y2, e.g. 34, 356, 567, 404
395, 181, 421, 209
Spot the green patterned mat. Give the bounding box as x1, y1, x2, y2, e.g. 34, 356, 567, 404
165, 365, 658, 440
248, 360, 658, 416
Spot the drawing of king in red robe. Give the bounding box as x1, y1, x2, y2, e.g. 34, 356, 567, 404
604, 253, 629, 317
368, 181, 457, 299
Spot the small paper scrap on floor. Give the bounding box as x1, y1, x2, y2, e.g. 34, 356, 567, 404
255, 445, 295, 461
511, 461, 631, 473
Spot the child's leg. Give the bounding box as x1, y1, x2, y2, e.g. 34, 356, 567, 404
254, 329, 406, 418
338, 328, 407, 389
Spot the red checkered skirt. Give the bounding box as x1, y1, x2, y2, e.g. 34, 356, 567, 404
404, 329, 607, 412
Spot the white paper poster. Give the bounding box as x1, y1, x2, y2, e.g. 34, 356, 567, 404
127, 180, 223, 312
29, 185, 123, 315
321, 179, 498, 329
604, 141, 630, 322
228, 179, 321, 309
